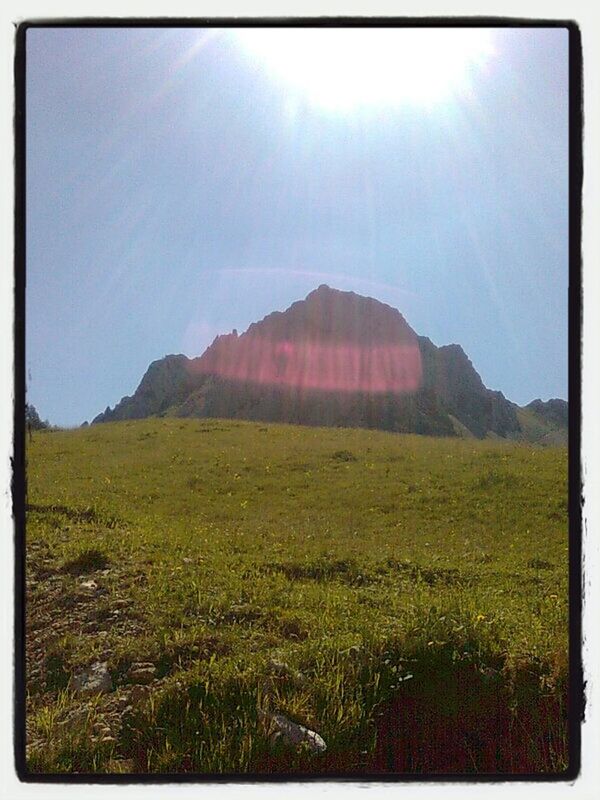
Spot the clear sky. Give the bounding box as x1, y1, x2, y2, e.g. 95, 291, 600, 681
25, 25, 569, 428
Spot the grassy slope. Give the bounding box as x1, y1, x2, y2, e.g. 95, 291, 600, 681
514, 407, 569, 446
25, 418, 568, 774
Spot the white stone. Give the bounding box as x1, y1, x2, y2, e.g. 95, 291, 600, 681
72, 662, 112, 695
260, 710, 327, 754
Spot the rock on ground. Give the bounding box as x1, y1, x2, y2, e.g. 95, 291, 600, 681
259, 710, 327, 754
127, 663, 157, 684
72, 662, 112, 695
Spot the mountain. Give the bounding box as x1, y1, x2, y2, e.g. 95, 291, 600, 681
514, 398, 569, 446
92, 285, 567, 443
93, 354, 195, 423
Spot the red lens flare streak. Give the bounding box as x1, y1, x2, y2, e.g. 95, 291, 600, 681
192, 335, 422, 395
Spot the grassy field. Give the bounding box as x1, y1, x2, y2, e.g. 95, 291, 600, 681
24, 418, 569, 775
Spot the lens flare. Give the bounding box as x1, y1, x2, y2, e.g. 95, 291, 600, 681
188, 286, 423, 395
194, 335, 422, 394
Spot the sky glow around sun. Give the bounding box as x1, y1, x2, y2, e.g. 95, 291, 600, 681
234, 28, 497, 111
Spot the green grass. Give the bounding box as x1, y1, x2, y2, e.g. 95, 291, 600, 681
25, 418, 569, 774
515, 407, 568, 446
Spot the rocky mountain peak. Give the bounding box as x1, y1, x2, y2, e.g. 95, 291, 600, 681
92, 286, 566, 443
526, 398, 568, 428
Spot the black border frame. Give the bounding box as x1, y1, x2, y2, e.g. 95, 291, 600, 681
13, 16, 583, 784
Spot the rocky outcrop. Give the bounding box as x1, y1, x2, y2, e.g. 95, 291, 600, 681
514, 398, 569, 445
92, 285, 566, 442
526, 398, 568, 429
92, 354, 196, 423
418, 338, 520, 438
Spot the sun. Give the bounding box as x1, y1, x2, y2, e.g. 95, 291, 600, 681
234, 27, 496, 111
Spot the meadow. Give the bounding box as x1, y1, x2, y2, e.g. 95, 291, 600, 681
24, 417, 569, 775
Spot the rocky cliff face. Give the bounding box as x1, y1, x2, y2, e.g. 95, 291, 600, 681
92, 286, 565, 442
92, 354, 195, 423
417, 338, 520, 438
525, 398, 569, 429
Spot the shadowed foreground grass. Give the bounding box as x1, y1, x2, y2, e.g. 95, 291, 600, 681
25, 418, 568, 775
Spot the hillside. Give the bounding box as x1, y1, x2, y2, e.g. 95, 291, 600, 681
514, 399, 569, 446
25, 418, 568, 774
92, 285, 566, 442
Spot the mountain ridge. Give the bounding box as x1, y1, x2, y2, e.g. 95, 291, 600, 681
92, 285, 567, 443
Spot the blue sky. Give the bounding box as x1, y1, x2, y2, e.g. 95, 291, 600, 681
25, 25, 569, 427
